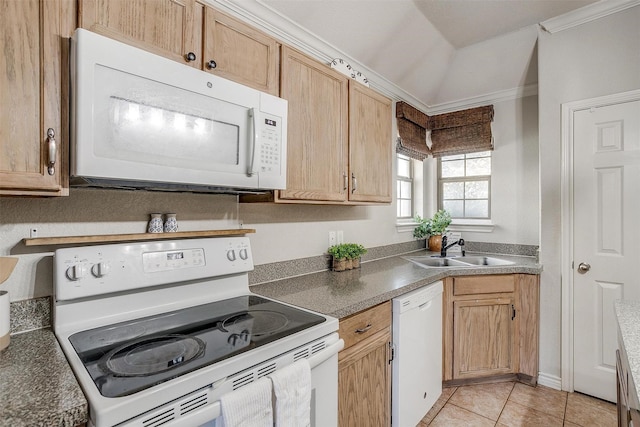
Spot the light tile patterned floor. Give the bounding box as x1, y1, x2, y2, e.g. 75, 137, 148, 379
418, 382, 617, 426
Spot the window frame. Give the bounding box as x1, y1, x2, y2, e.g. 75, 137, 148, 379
438, 152, 492, 220
396, 153, 414, 220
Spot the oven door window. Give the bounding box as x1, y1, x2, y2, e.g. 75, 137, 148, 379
93, 65, 248, 174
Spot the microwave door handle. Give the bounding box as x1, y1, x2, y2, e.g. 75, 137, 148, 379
247, 108, 257, 177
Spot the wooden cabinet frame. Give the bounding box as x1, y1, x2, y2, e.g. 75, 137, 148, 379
443, 274, 539, 386
338, 301, 391, 426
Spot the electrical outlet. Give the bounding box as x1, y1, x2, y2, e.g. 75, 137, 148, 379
30, 228, 38, 238
328, 231, 337, 247
337, 230, 344, 244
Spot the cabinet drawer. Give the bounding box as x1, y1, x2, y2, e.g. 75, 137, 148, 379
339, 301, 391, 349
453, 275, 515, 296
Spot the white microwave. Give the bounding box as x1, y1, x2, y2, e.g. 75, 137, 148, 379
70, 29, 287, 193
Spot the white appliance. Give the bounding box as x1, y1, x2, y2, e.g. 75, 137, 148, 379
53, 237, 343, 427
70, 28, 288, 193
392, 281, 443, 427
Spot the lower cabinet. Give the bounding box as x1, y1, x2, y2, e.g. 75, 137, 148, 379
338, 301, 391, 427
443, 274, 539, 385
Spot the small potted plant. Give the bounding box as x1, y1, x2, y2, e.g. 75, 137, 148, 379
328, 243, 367, 271
413, 209, 452, 252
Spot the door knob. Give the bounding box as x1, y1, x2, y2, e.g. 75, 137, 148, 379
578, 262, 591, 273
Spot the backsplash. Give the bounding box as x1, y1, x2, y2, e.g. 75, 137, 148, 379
10, 240, 538, 334
10, 297, 50, 334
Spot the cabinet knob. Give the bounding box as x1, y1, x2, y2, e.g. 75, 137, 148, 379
46, 128, 56, 175
206, 59, 217, 70
185, 52, 196, 62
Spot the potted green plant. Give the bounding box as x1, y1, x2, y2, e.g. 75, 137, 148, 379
413, 209, 452, 252
328, 243, 367, 271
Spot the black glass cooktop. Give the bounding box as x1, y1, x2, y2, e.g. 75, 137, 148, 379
69, 295, 325, 397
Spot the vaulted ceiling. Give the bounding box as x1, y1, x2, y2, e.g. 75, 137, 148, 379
259, 0, 598, 108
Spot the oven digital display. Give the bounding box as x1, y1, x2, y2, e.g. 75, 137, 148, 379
142, 248, 205, 272
265, 118, 277, 127
167, 252, 184, 261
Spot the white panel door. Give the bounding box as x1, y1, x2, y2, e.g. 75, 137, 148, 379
573, 100, 640, 402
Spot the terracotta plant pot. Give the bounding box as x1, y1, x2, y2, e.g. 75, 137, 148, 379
428, 235, 443, 252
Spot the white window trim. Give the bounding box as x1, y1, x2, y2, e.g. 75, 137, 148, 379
449, 218, 495, 233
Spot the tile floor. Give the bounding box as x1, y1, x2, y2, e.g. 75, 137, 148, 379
418, 381, 617, 426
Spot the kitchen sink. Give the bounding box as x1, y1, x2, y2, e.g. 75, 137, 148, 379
455, 256, 516, 266
404, 255, 515, 269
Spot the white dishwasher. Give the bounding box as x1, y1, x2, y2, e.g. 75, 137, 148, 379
392, 281, 443, 427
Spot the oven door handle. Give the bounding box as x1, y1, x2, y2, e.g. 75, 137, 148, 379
178, 338, 344, 424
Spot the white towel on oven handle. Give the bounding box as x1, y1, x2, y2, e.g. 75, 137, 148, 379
269, 359, 312, 427
219, 376, 273, 427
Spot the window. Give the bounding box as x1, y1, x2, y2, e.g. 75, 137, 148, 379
397, 154, 413, 219
439, 151, 491, 219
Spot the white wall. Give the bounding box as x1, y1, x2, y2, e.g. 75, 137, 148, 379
537, 6, 640, 381
434, 95, 539, 245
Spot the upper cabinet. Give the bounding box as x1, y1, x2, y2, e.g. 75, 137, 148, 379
267, 47, 392, 205
78, 1, 279, 95
78, 0, 203, 68
0, 0, 74, 196
348, 83, 392, 203
278, 46, 349, 203
203, 7, 279, 96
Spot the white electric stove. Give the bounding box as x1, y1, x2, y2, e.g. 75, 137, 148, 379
53, 237, 342, 427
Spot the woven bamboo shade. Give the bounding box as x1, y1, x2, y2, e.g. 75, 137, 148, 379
429, 105, 494, 157
396, 101, 430, 160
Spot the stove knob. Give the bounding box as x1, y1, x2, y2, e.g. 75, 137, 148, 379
66, 264, 87, 281
91, 262, 110, 278
228, 333, 239, 346
226, 250, 236, 262
239, 248, 248, 260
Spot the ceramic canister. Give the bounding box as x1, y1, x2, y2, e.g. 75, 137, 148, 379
148, 213, 164, 233
0, 291, 9, 352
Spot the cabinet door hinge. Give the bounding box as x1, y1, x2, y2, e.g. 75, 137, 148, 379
512, 304, 516, 320
389, 342, 395, 364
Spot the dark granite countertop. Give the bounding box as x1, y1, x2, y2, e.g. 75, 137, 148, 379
0, 328, 88, 427
250, 250, 542, 318
615, 300, 640, 407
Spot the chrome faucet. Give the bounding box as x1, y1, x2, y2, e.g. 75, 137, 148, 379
440, 236, 465, 257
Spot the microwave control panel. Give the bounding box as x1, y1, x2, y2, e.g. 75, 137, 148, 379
257, 115, 282, 174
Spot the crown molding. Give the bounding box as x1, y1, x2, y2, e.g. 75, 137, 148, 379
540, 0, 640, 34
204, 0, 431, 112
427, 84, 538, 114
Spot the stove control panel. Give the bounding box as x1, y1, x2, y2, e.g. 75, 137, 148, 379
54, 237, 253, 301
143, 248, 205, 273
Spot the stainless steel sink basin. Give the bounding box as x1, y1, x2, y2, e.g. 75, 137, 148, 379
456, 256, 515, 266
404, 255, 515, 268
404, 256, 474, 268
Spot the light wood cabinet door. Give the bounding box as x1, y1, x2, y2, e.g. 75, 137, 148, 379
453, 296, 517, 379
0, 0, 73, 196
278, 46, 349, 202
348, 82, 392, 203
444, 274, 539, 384
338, 328, 391, 427
203, 7, 279, 96
78, 0, 203, 68
516, 274, 539, 381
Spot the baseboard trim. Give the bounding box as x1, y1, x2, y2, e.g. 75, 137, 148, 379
537, 372, 562, 390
